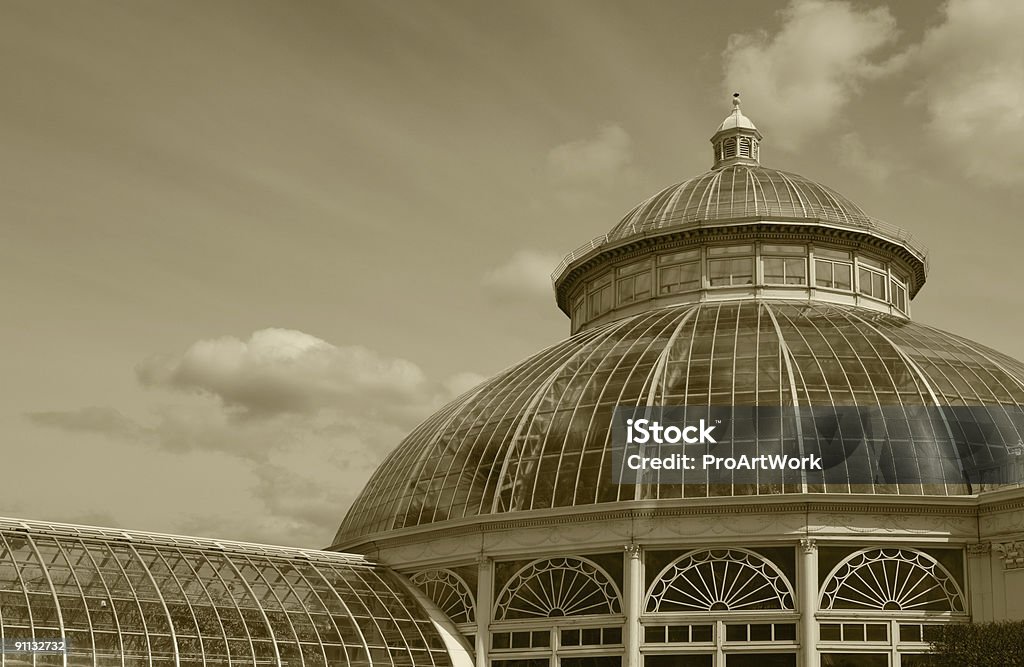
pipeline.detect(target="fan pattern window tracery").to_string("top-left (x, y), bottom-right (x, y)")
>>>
top-left (646, 548), bottom-right (794, 612)
top-left (820, 548), bottom-right (965, 613)
top-left (494, 557), bottom-right (621, 621)
top-left (409, 569), bottom-right (476, 624)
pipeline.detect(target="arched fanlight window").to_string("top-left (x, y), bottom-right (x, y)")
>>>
top-left (494, 557), bottom-right (621, 620)
top-left (646, 548), bottom-right (794, 612)
top-left (723, 138), bottom-right (737, 158)
top-left (820, 548), bottom-right (965, 613)
top-left (410, 569), bottom-right (476, 624)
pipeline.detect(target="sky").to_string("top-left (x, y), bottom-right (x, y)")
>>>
top-left (2, 0), bottom-right (1022, 548)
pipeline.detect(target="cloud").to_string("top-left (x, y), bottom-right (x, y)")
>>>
top-left (547, 124), bottom-right (634, 185)
top-left (482, 250), bottom-right (560, 298)
top-left (906, 0), bottom-right (1024, 185)
top-left (136, 328), bottom-right (427, 418)
top-left (27, 406), bottom-right (145, 439)
top-left (723, 0), bottom-right (902, 150)
top-left (836, 132), bottom-right (896, 184)
top-left (27, 328), bottom-right (484, 546)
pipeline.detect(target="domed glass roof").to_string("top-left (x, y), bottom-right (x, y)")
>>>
top-left (334, 301), bottom-right (1024, 545)
top-left (608, 165), bottom-right (872, 241)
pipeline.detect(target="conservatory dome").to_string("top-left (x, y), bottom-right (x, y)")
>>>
top-left (335, 300), bottom-right (1024, 544)
top-left (333, 97), bottom-right (1024, 548)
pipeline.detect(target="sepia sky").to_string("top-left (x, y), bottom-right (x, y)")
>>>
top-left (3, 0), bottom-right (1022, 547)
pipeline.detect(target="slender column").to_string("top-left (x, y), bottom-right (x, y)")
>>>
top-left (799, 538), bottom-right (818, 667)
top-left (476, 557), bottom-right (494, 667)
top-left (624, 544), bottom-right (642, 667)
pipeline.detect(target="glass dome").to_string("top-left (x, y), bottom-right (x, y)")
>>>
top-left (334, 301), bottom-right (1024, 545)
top-left (608, 165), bottom-right (873, 240)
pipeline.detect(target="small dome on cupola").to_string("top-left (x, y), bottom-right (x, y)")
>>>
top-left (711, 92), bottom-right (762, 168)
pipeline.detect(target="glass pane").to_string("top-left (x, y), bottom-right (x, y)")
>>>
top-left (820, 654), bottom-right (887, 667)
top-left (820, 624), bottom-right (842, 641)
top-left (659, 262), bottom-right (700, 294)
top-left (659, 249), bottom-right (700, 264)
top-left (834, 263), bottom-right (852, 289)
top-left (708, 258), bottom-right (753, 286)
top-left (708, 245), bottom-right (753, 256)
top-left (764, 257), bottom-right (785, 284)
top-left (726, 655), bottom-right (796, 667)
top-left (690, 625), bottom-right (712, 643)
top-left (762, 244), bottom-right (805, 254)
top-left (645, 656), bottom-right (711, 667)
top-left (816, 247), bottom-right (852, 260)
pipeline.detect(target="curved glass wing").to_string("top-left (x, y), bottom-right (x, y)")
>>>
top-left (0, 518), bottom-right (457, 667)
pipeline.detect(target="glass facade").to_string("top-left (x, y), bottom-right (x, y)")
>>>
top-left (0, 519), bottom-right (456, 667)
top-left (336, 300), bottom-right (1024, 543)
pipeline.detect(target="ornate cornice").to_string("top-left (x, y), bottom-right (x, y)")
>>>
top-left (334, 494), bottom-right (992, 554)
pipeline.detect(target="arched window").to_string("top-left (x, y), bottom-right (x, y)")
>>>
top-left (646, 548), bottom-right (794, 612)
top-left (494, 557), bottom-right (621, 620)
top-left (739, 137), bottom-right (751, 158)
top-left (409, 569), bottom-right (476, 624)
top-left (820, 548), bottom-right (965, 613)
top-left (723, 138), bottom-right (737, 158)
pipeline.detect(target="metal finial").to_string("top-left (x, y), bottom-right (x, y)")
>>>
top-left (732, 92), bottom-right (741, 109)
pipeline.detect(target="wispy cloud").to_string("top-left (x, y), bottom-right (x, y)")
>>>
top-left (547, 124), bottom-right (634, 185)
top-left (723, 0), bottom-right (902, 150)
top-left (482, 250), bottom-right (560, 298)
top-left (905, 0), bottom-right (1024, 185)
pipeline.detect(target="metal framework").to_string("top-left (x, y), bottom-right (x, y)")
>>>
top-left (0, 517), bottom-right (456, 667)
top-left (820, 548), bottom-right (966, 613)
top-left (408, 570), bottom-right (475, 625)
top-left (335, 300), bottom-right (1024, 544)
top-left (492, 558), bottom-right (621, 621)
top-left (645, 548), bottom-right (794, 613)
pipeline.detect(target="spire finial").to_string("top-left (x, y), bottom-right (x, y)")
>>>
top-left (732, 92), bottom-right (741, 109)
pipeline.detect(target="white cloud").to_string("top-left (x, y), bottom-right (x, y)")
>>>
top-left (723, 0), bottom-right (901, 150)
top-left (482, 249), bottom-right (560, 298)
top-left (547, 124), bottom-right (634, 185)
top-left (136, 328), bottom-right (427, 418)
top-left (28, 329), bottom-right (484, 546)
top-left (907, 0), bottom-right (1024, 184)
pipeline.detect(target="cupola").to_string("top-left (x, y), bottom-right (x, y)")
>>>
top-left (711, 92), bottom-right (762, 168)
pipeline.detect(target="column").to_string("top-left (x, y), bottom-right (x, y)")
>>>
top-left (476, 557), bottom-right (493, 667)
top-left (624, 544), bottom-right (642, 667)
top-left (966, 542), bottom-right (991, 622)
top-left (799, 538), bottom-right (818, 667)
